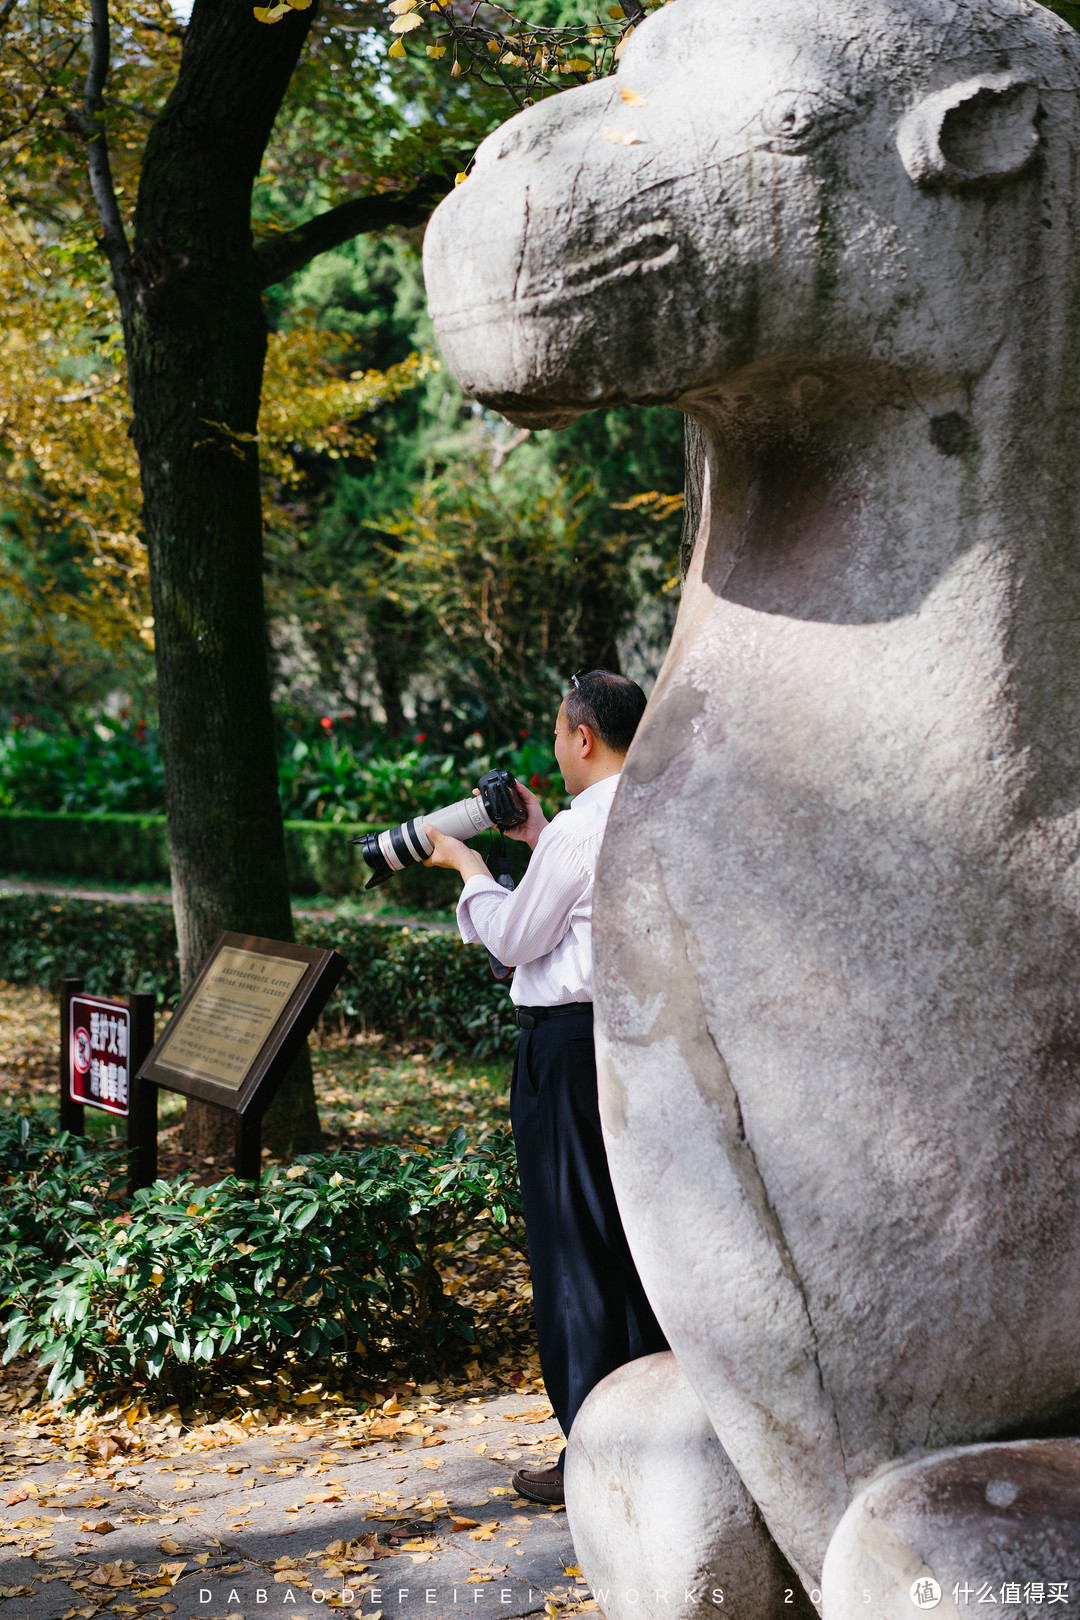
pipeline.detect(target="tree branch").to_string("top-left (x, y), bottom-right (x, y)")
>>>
top-left (80, 0), bottom-right (135, 332)
top-left (254, 181), bottom-right (450, 290)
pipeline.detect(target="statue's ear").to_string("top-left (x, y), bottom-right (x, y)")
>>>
top-left (897, 73), bottom-right (1040, 188)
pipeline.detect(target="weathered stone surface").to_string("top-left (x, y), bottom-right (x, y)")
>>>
top-left (821, 1440), bottom-right (1080, 1617)
top-left (565, 1353), bottom-right (814, 1620)
top-left (424, 0), bottom-right (1080, 1604)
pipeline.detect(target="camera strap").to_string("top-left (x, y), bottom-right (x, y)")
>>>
top-left (487, 833), bottom-right (515, 981)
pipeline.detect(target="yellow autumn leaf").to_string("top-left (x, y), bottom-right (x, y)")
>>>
top-left (284, 1165), bottom-right (307, 1180)
top-left (455, 171), bottom-right (468, 185)
top-left (607, 3), bottom-right (624, 13)
top-left (426, 43), bottom-right (446, 55)
top-left (252, 3), bottom-right (290, 18)
top-left (388, 0), bottom-right (419, 10)
top-left (564, 57), bottom-right (593, 71)
top-left (388, 37), bottom-right (406, 54)
top-left (285, 0), bottom-right (314, 10)
top-left (602, 122), bottom-right (638, 144)
top-left (613, 26), bottom-right (634, 57)
top-left (390, 12), bottom-right (422, 30)
top-left (451, 57), bottom-right (461, 74)
top-left (620, 86), bottom-right (647, 106)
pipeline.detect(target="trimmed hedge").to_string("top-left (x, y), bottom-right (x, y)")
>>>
top-left (0, 892), bottom-right (517, 1055)
top-left (0, 810), bottom-right (529, 905)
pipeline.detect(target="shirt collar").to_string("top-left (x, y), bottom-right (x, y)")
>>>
top-left (569, 773), bottom-right (620, 812)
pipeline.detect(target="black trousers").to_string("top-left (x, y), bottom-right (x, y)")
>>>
top-left (509, 1007), bottom-right (668, 1450)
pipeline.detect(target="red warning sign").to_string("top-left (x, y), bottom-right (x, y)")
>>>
top-left (68, 994), bottom-right (131, 1117)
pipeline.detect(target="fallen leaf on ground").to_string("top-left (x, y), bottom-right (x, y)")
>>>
top-left (81, 1520), bottom-right (116, 1535)
top-left (355, 1533), bottom-right (396, 1560)
top-left (467, 1521), bottom-right (499, 1541)
top-left (3, 1489), bottom-right (27, 1505)
top-left (619, 85), bottom-right (647, 105)
top-left (449, 1517), bottom-right (480, 1531)
top-left (421, 1437), bottom-right (443, 1448)
top-left (157, 1537), bottom-right (183, 1553)
top-left (89, 1562), bottom-right (129, 1587)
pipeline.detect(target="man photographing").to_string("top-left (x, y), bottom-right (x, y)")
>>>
top-left (424, 670), bottom-right (667, 1507)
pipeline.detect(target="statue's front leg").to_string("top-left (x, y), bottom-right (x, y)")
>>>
top-left (565, 1352), bottom-right (817, 1620)
top-left (821, 1439), bottom-right (1080, 1618)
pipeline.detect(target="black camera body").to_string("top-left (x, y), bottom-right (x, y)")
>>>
top-left (476, 768), bottom-right (530, 832)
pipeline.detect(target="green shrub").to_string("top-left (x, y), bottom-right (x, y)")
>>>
top-left (0, 725), bottom-right (164, 815)
top-left (0, 893), bottom-right (518, 1055)
top-left (0, 892), bottom-right (181, 1001)
top-left (0, 1115), bottom-right (523, 1403)
top-left (0, 723), bottom-right (563, 827)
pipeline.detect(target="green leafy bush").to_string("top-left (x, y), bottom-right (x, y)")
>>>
top-left (0, 724), bottom-right (164, 815)
top-left (278, 730), bottom-right (561, 823)
top-left (0, 893), bottom-right (518, 1054)
top-left (0, 722), bottom-right (562, 827)
top-left (0, 1115), bottom-right (523, 1402)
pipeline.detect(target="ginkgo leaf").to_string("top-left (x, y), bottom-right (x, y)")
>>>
top-left (253, 3), bottom-right (291, 19)
top-left (613, 26), bottom-right (634, 58)
top-left (620, 86), bottom-right (647, 106)
top-left (455, 171), bottom-right (468, 184)
top-left (390, 13), bottom-right (423, 31)
top-left (387, 36), bottom-right (407, 54)
top-left (426, 44), bottom-right (446, 56)
top-left (286, 0), bottom-right (314, 10)
top-left (564, 57), bottom-right (593, 71)
top-left (602, 123), bottom-right (639, 144)
top-left (388, 0), bottom-right (419, 13)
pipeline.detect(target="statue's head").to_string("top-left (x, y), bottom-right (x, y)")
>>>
top-left (423, 0), bottom-right (1080, 432)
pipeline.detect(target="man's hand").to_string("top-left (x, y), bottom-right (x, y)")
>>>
top-left (423, 825), bottom-right (490, 884)
top-left (503, 782), bottom-right (549, 851)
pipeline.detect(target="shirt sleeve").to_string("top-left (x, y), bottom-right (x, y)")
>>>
top-left (455, 828), bottom-right (593, 966)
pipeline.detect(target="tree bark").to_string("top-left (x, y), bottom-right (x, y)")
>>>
top-left (129, 0), bottom-right (319, 1155)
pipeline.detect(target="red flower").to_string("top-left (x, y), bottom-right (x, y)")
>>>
top-left (320, 716), bottom-right (333, 731)
top-left (134, 720), bottom-right (147, 743)
top-left (530, 773), bottom-right (541, 788)
top-left (416, 733), bottom-right (427, 743)
top-left (519, 729), bottom-right (529, 738)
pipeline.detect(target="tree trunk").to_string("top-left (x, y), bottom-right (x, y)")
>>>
top-left (129, 0), bottom-right (320, 1156)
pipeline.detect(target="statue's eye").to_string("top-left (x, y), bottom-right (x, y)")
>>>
top-left (757, 89), bottom-right (856, 150)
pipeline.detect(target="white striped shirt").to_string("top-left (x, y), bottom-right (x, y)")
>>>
top-left (455, 774), bottom-right (619, 1007)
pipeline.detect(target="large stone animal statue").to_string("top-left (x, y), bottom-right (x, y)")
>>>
top-left (423, 0), bottom-right (1080, 1612)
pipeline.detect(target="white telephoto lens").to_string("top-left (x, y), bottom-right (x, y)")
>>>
top-left (424, 794), bottom-right (493, 842)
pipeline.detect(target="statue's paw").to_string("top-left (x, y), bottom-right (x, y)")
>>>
top-left (564, 1351), bottom-right (815, 1620)
top-left (821, 1438), bottom-right (1080, 1618)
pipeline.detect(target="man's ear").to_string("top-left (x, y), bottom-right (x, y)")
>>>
top-left (897, 72), bottom-right (1040, 189)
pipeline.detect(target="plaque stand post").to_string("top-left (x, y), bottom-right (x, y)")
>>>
top-left (59, 976), bottom-right (85, 1138)
top-left (235, 1111), bottom-right (263, 1182)
top-left (127, 992), bottom-right (157, 1195)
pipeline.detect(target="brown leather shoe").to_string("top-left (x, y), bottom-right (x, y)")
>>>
top-left (511, 1464), bottom-right (565, 1505)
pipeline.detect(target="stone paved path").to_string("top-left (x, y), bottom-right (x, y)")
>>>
top-left (0, 1393), bottom-right (579, 1620)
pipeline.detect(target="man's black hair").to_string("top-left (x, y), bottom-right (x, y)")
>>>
top-left (564, 669), bottom-right (647, 754)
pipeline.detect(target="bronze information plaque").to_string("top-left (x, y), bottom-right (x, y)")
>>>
top-left (137, 931), bottom-right (347, 1176)
top-left (153, 947), bottom-right (308, 1090)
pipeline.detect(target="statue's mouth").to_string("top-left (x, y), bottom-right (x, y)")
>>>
top-left (433, 219), bottom-right (679, 329)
